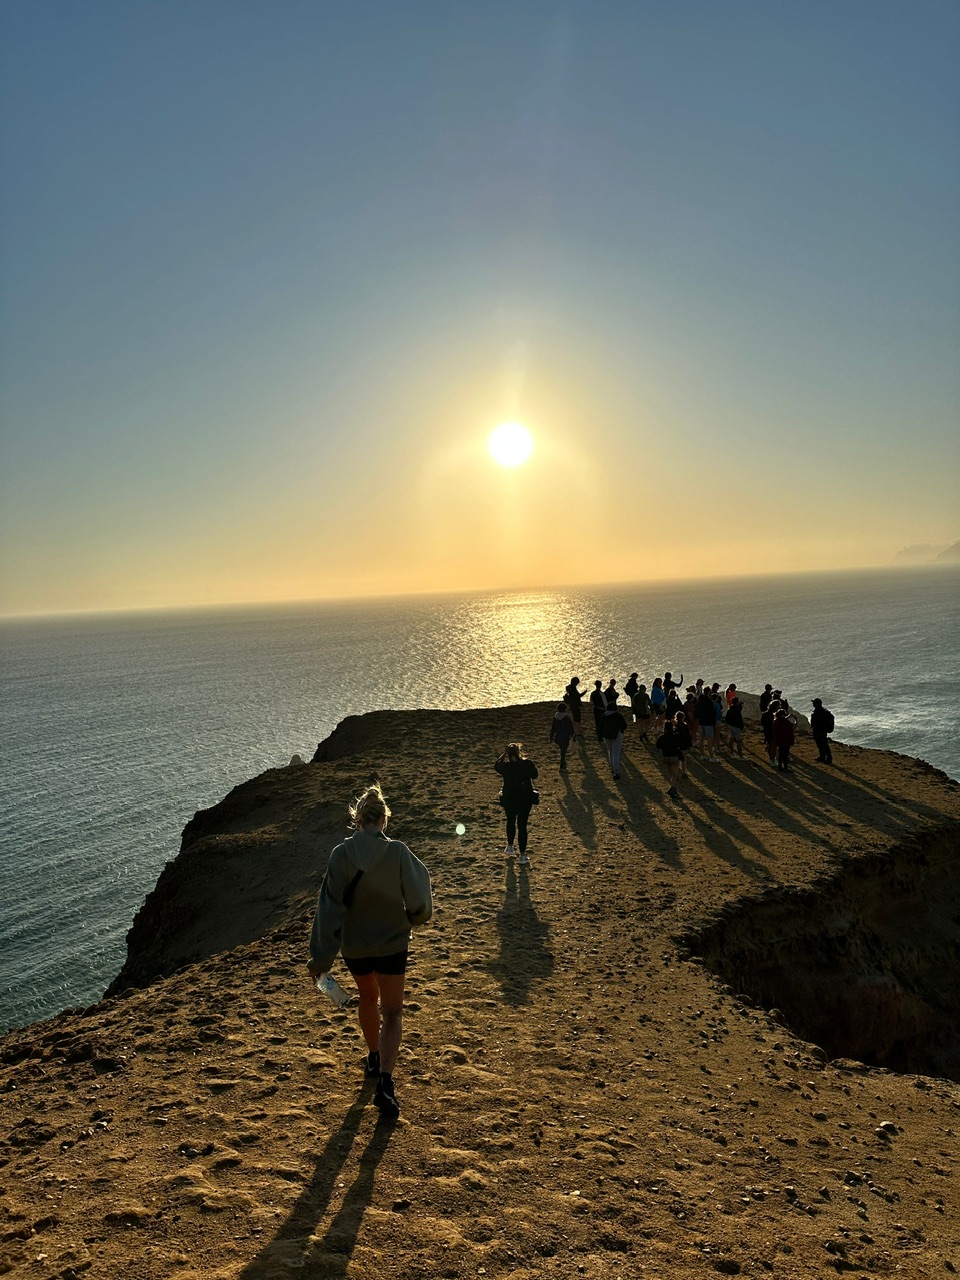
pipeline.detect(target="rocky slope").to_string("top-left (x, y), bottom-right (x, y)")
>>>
top-left (2, 703), bottom-right (959, 1279)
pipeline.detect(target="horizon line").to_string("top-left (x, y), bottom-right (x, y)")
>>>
top-left (2, 560), bottom-right (957, 625)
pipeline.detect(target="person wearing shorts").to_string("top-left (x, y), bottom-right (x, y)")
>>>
top-left (308, 783), bottom-right (433, 1118)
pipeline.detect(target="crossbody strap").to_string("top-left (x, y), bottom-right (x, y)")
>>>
top-left (342, 867), bottom-right (364, 908)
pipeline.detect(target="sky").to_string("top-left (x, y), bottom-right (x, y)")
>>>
top-left (1, 1), bottom-right (958, 616)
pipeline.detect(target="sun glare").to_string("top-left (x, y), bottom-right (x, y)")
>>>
top-left (488, 421), bottom-right (533, 467)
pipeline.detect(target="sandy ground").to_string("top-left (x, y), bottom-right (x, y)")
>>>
top-left (2, 702), bottom-right (959, 1279)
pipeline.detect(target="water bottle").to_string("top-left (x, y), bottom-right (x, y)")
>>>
top-left (315, 972), bottom-right (353, 1008)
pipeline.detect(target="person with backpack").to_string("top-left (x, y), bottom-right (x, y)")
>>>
top-left (810, 698), bottom-right (835, 764)
top-left (550, 703), bottom-right (576, 771)
top-left (601, 700), bottom-right (628, 779)
top-left (632, 683), bottom-right (653, 739)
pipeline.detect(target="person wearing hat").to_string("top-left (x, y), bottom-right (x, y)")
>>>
top-left (810, 698), bottom-right (835, 763)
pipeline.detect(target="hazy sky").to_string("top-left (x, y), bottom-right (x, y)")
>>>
top-left (1, 1), bottom-right (958, 615)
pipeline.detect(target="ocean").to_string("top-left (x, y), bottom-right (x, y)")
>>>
top-left (1, 566), bottom-right (957, 1033)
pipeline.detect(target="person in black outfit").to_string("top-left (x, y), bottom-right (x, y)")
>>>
top-left (759, 684), bottom-right (774, 715)
top-left (674, 713), bottom-right (692, 778)
top-left (663, 670), bottom-right (683, 694)
top-left (564, 677), bottom-right (586, 728)
top-left (550, 704), bottom-right (576, 771)
top-left (495, 742), bottom-right (539, 866)
top-left (656, 718), bottom-right (683, 797)
top-left (810, 698), bottom-right (835, 763)
top-left (589, 680), bottom-right (606, 741)
top-left (624, 673), bottom-right (640, 701)
top-left (724, 696), bottom-right (745, 757)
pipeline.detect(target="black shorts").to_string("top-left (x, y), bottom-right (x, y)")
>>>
top-left (344, 951), bottom-right (408, 977)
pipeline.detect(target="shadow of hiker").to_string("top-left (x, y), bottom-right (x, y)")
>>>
top-left (236, 1088), bottom-right (396, 1279)
top-left (489, 862), bottom-right (554, 1007)
top-left (617, 754), bottom-right (686, 870)
top-left (558, 767), bottom-right (597, 849)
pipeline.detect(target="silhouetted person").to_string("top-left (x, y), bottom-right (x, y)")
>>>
top-left (495, 742), bottom-right (539, 866)
top-left (759, 684), bottom-right (774, 715)
top-left (590, 680), bottom-right (605, 741)
top-left (601, 700), bottom-right (628, 779)
top-left (604, 678), bottom-right (618, 705)
top-left (773, 707), bottom-right (796, 771)
top-left (624, 672), bottom-right (639, 701)
top-left (695, 688), bottom-right (719, 760)
top-left (632, 683), bottom-right (652, 739)
top-left (564, 676), bottom-right (586, 730)
top-left (656, 718), bottom-right (683, 798)
top-left (724, 697), bottom-right (745, 757)
top-left (550, 703), bottom-right (576, 771)
top-left (810, 698), bottom-right (835, 763)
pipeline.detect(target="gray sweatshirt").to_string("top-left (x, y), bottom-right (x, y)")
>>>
top-left (309, 828), bottom-right (433, 972)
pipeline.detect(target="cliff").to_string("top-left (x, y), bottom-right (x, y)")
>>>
top-left (2, 702), bottom-right (959, 1279)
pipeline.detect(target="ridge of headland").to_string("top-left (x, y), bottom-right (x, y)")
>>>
top-left (2, 701), bottom-right (959, 1278)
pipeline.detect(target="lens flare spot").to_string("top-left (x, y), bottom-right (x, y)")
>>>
top-left (455, 822), bottom-right (466, 836)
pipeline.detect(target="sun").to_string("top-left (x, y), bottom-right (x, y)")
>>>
top-left (488, 421), bottom-right (533, 467)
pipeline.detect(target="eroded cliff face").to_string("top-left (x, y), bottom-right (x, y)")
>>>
top-left (104, 762), bottom-right (344, 997)
top-left (685, 828), bottom-right (960, 1081)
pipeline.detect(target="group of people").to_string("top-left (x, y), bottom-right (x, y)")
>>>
top-left (306, 679), bottom-right (836, 1119)
top-left (551, 673), bottom-right (836, 799)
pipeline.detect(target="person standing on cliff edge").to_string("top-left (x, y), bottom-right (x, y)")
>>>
top-left (308, 783), bottom-right (433, 1119)
top-left (810, 698), bottom-right (835, 764)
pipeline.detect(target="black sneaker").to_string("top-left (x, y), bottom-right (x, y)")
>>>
top-left (364, 1050), bottom-right (380, 1077)
top-left (374, 1072), bottom-right (400, 1118)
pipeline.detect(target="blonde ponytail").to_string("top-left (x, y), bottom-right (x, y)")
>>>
top-left (349, 782), bottom-right (391, 830)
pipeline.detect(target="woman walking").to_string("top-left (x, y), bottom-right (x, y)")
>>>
top-left (495, 742), bottom-right (539, 867)
top-left (308, 783), bottom-right (433, 1118)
